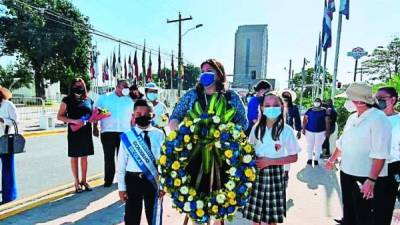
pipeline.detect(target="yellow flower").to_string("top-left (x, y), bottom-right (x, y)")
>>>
top-left (224, 150), bottom-right (233, 159)
top-left (161, 145), bottom-right (166, 153)
top-left (171, 161), bottom-right (181, 170)
top-left (250, 174), bottom-right (256, 182)
top-left (178, 195), bottom-right (184, 202)
top-left (184, 135), bottom-right (191, 143)
top-left (196, 209), bottom-right (205, 217)
top-left (189, 188), bottom-right (197, 196)
top-left (214, 130), bottom-right (221, 138)
top-left (159, 155), bottom-right (167, 166)
top-left (211, 205), bottom-right (219, 213)
top-left (193, 135), bottom-right (199, 140)
top-left (168, 131), bottom-right (177, 141)
top-left (229, 198), bottom-right (237, 206)
top-left (175, 147), bottom-right (183, 152)
top-left (184, 120), bottom-right (193, 127)
top-left (227, 191), bottom-right (236, 199)
top-left (174, 178), bottom-right (182, 187)
top-left (240, 131), bottom-right (246, 138)
top-left (245, 168), bottom-right (254, 178)
top-left (244, 144), bottom-right (252, 153)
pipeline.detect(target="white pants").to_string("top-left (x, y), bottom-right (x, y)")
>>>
top-left (305, 130), bottom-right (326, 160)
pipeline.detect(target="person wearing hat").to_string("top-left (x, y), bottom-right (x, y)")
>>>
top-left (144, 82), bottom-right (168, 130)
top-left (326, 82), bottom-right (391, 225)
top-left (0, 86), bottom-right (19, 204)
top-left (246, 80), bottom-right (272, 135)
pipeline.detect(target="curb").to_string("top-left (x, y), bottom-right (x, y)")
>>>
top-left (22, 129), bottom-right (67, 138)
top-left (0, 173), bottom-right (104, 220)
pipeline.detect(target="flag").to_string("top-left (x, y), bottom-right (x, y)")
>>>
top-left (90, 49), bottom-right (99, 80)
top-left (116, 45), bottom-right (122, 78)
top-left (112, 51), bottom-right (116, 77)
top-left (322, 0), bottom-right (335, 51)
top-left (124, 56), bottom-right (127, 78)
top-left (339, 0), bottom-right (349, 20)
top-left (104, 59), bottom-right (109, 81)
top-left (128, 54), bottom-right (133, 78)
top-left (147, 51), bottom-right (152, 82)
top-left (134, 49), bottom-right (139, 80)
top-left (142, 41), bottom-right (146, 82)
top-left (158, 47), bottom-right (162, 79)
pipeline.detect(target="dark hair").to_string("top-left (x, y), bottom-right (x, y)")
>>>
top-left (134, 99), bottom-right (153, 112)
top-left (314, 98), bottom-right (322, 103)
top-left (378, 86), bottom-right (398, 105)
top-left (254, 80), bottom-right (272, 92)
top-left (129, 84), bottom-right (144, 99)
top-left (70, 78), bottom-right (88, 99)
top-left (116, 79), bottom-right (128, 87)
top-left (196, 59), bottom-right (226, 93)
top-left (282, 92), bottom-right (294, 107)
top-left (254, 92), bottom-right (285, 142)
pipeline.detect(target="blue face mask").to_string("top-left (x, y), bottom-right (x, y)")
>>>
top-left (263, 107), bottom-right (282, 119)
top-left (199, 72), bottom-right (216, 88)
top-left (147, 93), bottom-right (158, 101)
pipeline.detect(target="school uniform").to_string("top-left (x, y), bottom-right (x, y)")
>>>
top-left (117, 126), bottom-right (165, 225)
top-left (243, 124), bottom-right (301, 224)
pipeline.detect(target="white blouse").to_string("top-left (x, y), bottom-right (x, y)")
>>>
top-left (337, 108), bottom-right (391, 177)
top-left (249, 124), bottom-right (301, 158)
top-left (0, 100), bottom-right (19, 136)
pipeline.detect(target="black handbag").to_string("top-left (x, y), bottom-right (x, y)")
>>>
top-left (0, 119), bottom-right (26, 155)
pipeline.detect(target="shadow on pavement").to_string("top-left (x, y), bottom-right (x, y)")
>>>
top-left (3, 184), bottom-right (124, 225)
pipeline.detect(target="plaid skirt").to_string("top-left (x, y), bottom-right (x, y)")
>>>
top-left (242, 165), bottom-right (286, 223)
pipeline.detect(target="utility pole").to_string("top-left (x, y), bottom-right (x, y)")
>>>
top-left (288, 59), bottom-right (292, 89)
top-left (167, 12), bottom-right (192, 97)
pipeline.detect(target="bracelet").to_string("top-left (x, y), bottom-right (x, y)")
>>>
top-left (367, 177), bottom-right (377, 183)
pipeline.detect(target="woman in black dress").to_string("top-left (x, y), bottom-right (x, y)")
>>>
top-left (57, 78), bottom-right (94, 193)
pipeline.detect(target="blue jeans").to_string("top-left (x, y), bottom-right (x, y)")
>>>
top-left (1, 154), bottom-right (17, 203)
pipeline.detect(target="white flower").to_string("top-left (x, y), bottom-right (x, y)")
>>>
top-left (207, 202), bottom-right (212, 207)
top-left (171, 171), bottom-right (177, 178)
top-left (245, 182), bottom-right (253, 188)
top-left (183, 202), bottom-right (191, 212)
top-left (232, 130), bottom-right (240, 140)
top-left (190, 125), bottom-right (195, 132)
top-left (216, 194), bottom-right (226, 204)
top-left (188, 196), bottom-right (194, 201)
top-left (160, 177), bottom-right (166, 184)
top-left (196, 200), bottom-right (204, 209)
top-left (225, 181), bottom-right (236, 191)
top-left (243, 155), bottom-right (252, 164)
top-left (228, 167), bottom-right (237, 176)
top-left (212, 116), bottom-right (221, 124)
top-left (180, 186), bottom-right (189, 195)
top-left (214, 141), bottom-right (222, 149)
top-left (218, 124), bottom-right (227, 131)
top-left (187, 143), bottom-right (193, 150)
top-left (226, 159), bottom-right (231, 166)
top-left (182, 176), bottom-right (188, 183)
top-left (194, 118), bottom-right (201, 123)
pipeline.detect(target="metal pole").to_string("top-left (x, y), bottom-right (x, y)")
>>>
top-left (321, 50), bottom-right (328, 100)
top-left (353, 59), bottom-right (358, 82)
top-left (360, 67), bottom-right (363, 81)
top-left (300, 58), bottom-right (306, 108)
top-left (178, 12), bottom-right (182, 97)
top-left (288, 59), bottom-right (292, 89)
top-left (331, 14), bottom-right (343, 100)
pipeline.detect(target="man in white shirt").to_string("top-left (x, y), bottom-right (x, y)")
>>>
top-left (117, 99), bottom-right (165, 225)
top-left (144, 82), bottom-right (168, 129)
top-left (94, 80), bottom-right (134, 187)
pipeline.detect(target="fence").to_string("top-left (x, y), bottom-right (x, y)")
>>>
top-left (12, 97), bottom-right (61, 131)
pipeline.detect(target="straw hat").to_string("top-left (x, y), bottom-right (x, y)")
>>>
top-left (0, 86), bottom-right (12, 100)
top-left (280, 89), bottom-right (297, 101)
top-left (341, 82), bottom-right (376, 105)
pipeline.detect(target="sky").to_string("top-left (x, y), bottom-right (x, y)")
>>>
top-left (2, 0), bottom-right (400, 89)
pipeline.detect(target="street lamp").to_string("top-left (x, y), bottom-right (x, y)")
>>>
top-left (9, 78), bottom-right (21, 91)
top-left (182, 24), bottom-right (203, 37)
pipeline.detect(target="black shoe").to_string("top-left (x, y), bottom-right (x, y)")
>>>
top-left (334, 218), bottom-right (343, 224)
top-left (314, 160), bottom-right (319, 166)
top-left (307, 159), bottom-right (312, 165)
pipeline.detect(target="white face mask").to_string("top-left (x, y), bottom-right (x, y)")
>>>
top-left (313, 102), bottom-right (321, 107)
top-left (344, 100), bottom-right (356, 112)
top-left (122, 88), bottom-right (130, 96)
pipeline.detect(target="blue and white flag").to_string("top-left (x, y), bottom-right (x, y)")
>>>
top-left (339, 0), bottom-right (350, 20)
top-left (121, 128), bottom-right (163, 225)
top-left (322, 0), bottom-right (335, 51)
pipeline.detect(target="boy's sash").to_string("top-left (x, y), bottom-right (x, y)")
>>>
top-left (120, 128), bottom-right (163, 225)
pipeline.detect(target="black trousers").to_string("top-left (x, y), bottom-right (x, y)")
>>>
top-left (374, 161), bottom-right (400, 225)
top-left (100, 132), bottom-right (121, 185)
top-left (125, 172), bottom-right (157, 225)
top-left (340, 172), bottom-right (375, 225)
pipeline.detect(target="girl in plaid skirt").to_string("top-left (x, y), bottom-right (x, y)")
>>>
top-left (243, 92), bottom-right (301, 225)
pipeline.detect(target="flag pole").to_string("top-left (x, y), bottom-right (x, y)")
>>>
top-left (331, 14), bottom-right (343, 100)
top-left (321, 50), bottom-right (328, 100)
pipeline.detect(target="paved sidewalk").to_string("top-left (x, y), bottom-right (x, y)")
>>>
top-left (2, 138), bottom-right (400, 225)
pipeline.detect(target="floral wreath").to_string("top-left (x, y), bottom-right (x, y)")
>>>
top-left (158, 94), bottom-right (256, 223)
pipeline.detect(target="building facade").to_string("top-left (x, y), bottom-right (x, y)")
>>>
top-left (233, 25), bottom-right (269, 89)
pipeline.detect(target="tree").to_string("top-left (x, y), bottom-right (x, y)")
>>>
top-left (0, 60), bottom-right (34, 90)
top-left (0, 0), bottom-right (92, 98)
top-left (183, 64), bottom-right (201, 90)
top-left (291, 67), bottom-right (333, 98)
top-left (362, 37), bottom-right (400, 82)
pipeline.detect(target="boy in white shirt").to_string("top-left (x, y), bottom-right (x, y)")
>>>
top-left (117, 99), bottom-right (165, 225)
